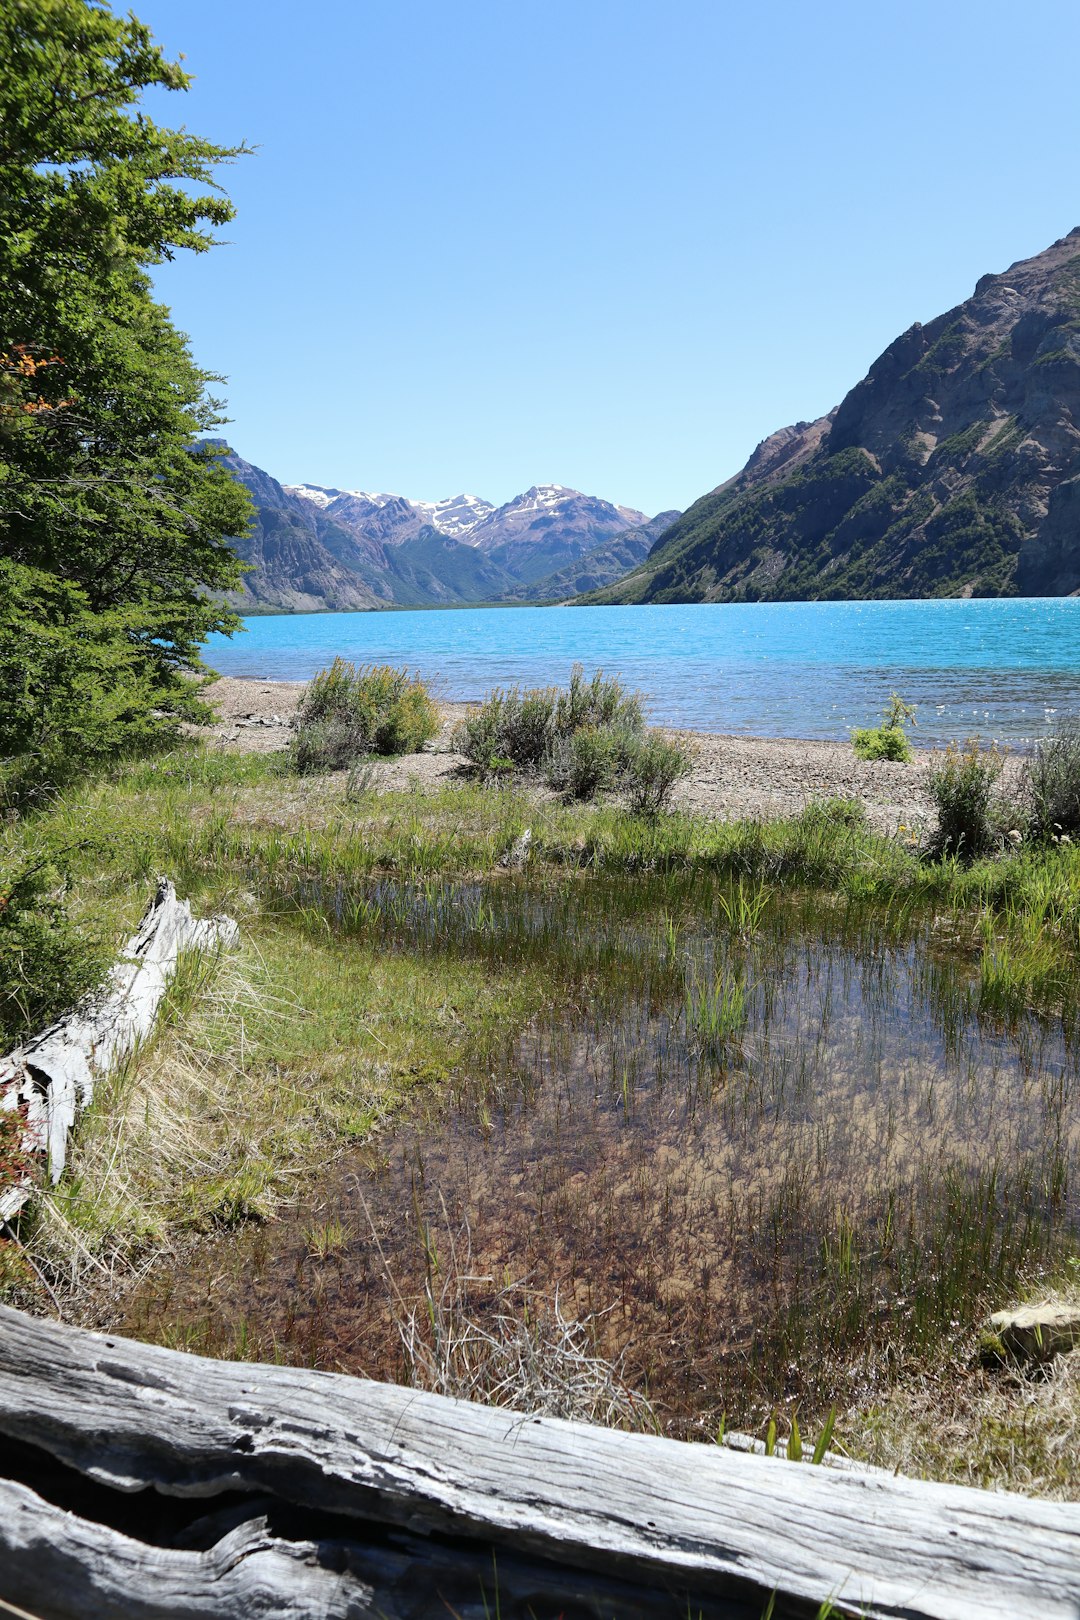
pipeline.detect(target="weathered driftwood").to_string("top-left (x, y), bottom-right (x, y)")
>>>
top-left (0, 879), bottom-right (237, 1221)
top-left (1, 1306), bottom-right (1079, 1619)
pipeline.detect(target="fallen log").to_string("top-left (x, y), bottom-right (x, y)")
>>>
top-left (0, 1305), bottom-right (1078, 1619)
top-left (0, 879), bottom-right (238, 1221)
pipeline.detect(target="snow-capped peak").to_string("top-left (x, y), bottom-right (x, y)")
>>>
top-left (411, 492), bottom-right (496, 540)
top-left (286, 483), bottom-right (403, 511)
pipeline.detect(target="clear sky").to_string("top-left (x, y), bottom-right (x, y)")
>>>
top-left (139, 0), bottom-right (1080, 517)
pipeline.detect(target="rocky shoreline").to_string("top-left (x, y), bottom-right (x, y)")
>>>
top-left (205, 674), bottom-right (1023, 837)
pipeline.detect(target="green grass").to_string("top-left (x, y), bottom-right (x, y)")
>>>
top-left (4, 739), bottom-right (1080, 1499)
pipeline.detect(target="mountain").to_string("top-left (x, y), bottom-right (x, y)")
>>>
top-left (218, 451), bottom-right (515, 611)
top-left (284, 485), bottom-right (496, 545)
top-left (583, 229), bottom-right (1080, 605)
top-left (218, 452), bottom-right (668, 610)
top-left (517, 511), bottom-right (680, 601)
top-left (466, 485), bottom-right (647, 584)
top-left (216, 453), bottom-right (384, 613)
top-left (380, 527), bottom-right (517, 605)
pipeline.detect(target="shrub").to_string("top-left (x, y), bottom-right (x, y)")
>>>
top-left (800, 796), bottom-right (868, 831)
top-left (457, 666), bottom-right (692, 813)
top-left (456, 667), bottom-right (640, 779)
top-left (0, 860), bottom-right (106, 1046)
top-left (1024, 718), bottom-right (1080, 840)
top-left (455, 686), bottom-right (558, 775)
top-left (291, 660), bottom-right (438, 773)
top-left (622, 735), bottom-right (693, 816)
top-left (545, 725), bottom-right (624, 800)
top-left (852, 693), bottom-right (916, 763)
top-left (928, 738), bottom-right (1006, 859)
top-left (553, 665), bottom-right (644, 737)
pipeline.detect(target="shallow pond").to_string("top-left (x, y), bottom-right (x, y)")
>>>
top-left (124, 873), bottom-right (1080, 1434)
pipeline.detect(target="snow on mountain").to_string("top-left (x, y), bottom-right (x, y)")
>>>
top-left (286, 483), bottom-right (400, 512)
top-left (465, 486), bottom-right (649, 585)
top-left (411, 492), bottom-right (496, 540)
top-left (283, 479), bottom-right (648, 583)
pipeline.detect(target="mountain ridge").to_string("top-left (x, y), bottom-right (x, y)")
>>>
top-left (581, 229), bottom-right (1080, 605)
top-left (216, 447), bottom-right (672, 612)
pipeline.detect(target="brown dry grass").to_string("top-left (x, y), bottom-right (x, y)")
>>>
top-left (844, 1283), bottom-right (1080, 1499)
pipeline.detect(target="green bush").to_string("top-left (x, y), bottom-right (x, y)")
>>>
top-left (455, 686), bottom-right (558, 774)
top-left (928, 739), bottom-right (1006, 859)
top-left (456, 666), bottom-right (640, 778)
top-left (456, 666), bottom-right (692, 812)
top-left (553, 665), bottom-right (644, 736)
top-left (1024, 719), bottom-right (1080, 840)
top-left (800, 796), bottom-right (868, 831)
top-left (0, 860), bottom-right (106, 1046)
top-left (291, 660), bottom-right (439, 774)
top-left (545, 725), bottom-right (626, 800)
top-left (851, 693), bottom-right (916, 763)
top-left (622, 735), bottom-right (694, 816)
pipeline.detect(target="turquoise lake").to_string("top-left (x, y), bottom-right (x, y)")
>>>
top-left (204, 599), bottom-right (1080, 747)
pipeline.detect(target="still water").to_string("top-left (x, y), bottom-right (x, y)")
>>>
top-left (204, 598), bottom-right (1080, 747)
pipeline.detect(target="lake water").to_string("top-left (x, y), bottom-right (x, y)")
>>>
top-left (204, 598), bottom-right (1080, 746)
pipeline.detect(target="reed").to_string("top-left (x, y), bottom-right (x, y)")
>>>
top-left (4, 741), bottom-right (1080, 1496)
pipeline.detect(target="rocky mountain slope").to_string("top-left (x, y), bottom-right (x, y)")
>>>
top-left (219, 451), bottom-right (667, 611)
top-left (518, 510), bottom-right (680, 601)
top-left (216, 454), bottom-right (383, 614)
top-left (216, 451), bottom-right (516, 611)
top-left (584, 229), bottom-right (1080, 604)
top-left (464, 485), bottom-right (647, 584)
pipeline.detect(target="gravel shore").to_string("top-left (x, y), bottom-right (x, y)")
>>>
top-left (205, 675), bottom-right (1021, 837)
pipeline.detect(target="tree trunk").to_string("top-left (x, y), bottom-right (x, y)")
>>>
top-left (0, 879), bottom-right (237, 1221)
top-left (1, 1304), bottom-right (1077, 1619)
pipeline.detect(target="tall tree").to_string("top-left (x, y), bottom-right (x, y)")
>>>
top-left (0, 0), bottom-right (253, 793)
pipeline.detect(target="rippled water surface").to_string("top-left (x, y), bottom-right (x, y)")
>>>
top-left (205, 598), bottom-right (1080, 746)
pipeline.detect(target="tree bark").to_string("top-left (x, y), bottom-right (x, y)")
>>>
top-left (1, 1304), bottom-right (1078, 1619)
top-left (0, 879), bottom-right (237, 1220)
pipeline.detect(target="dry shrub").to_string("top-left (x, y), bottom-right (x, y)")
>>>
top-left (366, 1202), bottom-right (655, 1430)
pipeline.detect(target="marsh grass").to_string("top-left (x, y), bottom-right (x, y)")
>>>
top-left (4, 744), bottom-right (1080, 1493)
top-left (103, 860), bottom-right (1080, 1464)
top-left (21, 919), bottom-right (546, 1295)
top-left (367, 1200), bottom-right (656, 1429)
top-left (845, 1282), bottom-right (1080, 1499)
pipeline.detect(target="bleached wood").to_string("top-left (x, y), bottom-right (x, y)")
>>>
top-left (0, 879), bottom-right (237, 1218)
top-left (0, 1476), bottom-right (382, 1620)
top-left (1, 1305), bottom-right (1078, 1619)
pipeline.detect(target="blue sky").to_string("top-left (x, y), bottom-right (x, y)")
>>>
top-left (140, 0), bottom-right (1080, 516)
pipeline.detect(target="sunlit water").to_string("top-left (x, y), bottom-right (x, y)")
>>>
top-left (204, 598), bottom-right (1080, 747)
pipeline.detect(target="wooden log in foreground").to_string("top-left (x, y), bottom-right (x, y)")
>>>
top-left (1, 1306), bottom-right (1078, 1619)
top-left (0, 879), bottom-right (238, 1221)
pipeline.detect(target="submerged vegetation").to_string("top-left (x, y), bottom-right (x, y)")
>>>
top-left (2, 706), bottom-right (1080, 1495)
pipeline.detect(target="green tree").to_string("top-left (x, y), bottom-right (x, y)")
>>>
top-left (0, 0), bottom-right (253, 797)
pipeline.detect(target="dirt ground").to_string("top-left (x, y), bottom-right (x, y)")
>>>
top-left (205, 675), bottom-right (1023, 838)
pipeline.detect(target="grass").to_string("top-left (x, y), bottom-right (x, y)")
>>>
top-left (844, 1279), bottom-right (1080, 1499)
top-left (21, 908), bottom-right (546, 1293)
top-left (2, 738), bottom-right (1080, 1499)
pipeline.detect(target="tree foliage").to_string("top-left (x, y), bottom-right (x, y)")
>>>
top-left (0, 0), bottom-right (253, 799)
